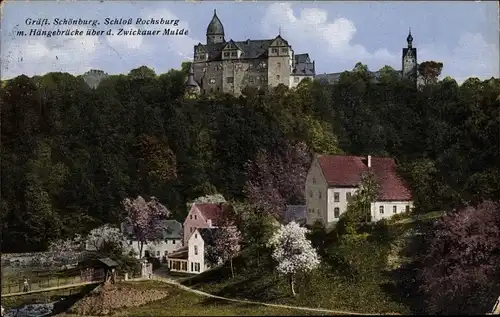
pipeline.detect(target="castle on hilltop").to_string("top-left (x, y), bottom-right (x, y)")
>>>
top-left (185, 9), bottom-right (418, 96)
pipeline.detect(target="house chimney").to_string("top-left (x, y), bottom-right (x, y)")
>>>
top-left (367, 155), bottom-right (372, 168)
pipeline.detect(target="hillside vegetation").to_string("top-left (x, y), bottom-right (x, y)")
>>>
top-left (2, 62), bottom-right (499, 314)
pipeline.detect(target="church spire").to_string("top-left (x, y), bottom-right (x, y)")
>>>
top-left (407, 27), bottom-right (413, 48)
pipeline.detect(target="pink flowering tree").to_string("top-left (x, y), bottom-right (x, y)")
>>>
top-left (267, 221), bottom-right (320, 296)
top-left (122, 196), bottom-right (170, 258)
top-left (419, 200), bottom-right (500, 314)
top-left (213, 225), bottom-right (242, 278)
top-left (244, 141), bottom-right (311, 219)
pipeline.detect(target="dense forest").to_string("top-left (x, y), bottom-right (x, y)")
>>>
top-left (1, 61), bottom-right (499, 253)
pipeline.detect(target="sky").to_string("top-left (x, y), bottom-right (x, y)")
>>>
top-left (1, 1), bottom-right (499, 83)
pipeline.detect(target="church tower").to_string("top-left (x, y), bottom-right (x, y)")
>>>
top-left (206, 9), bottom-right (225, 44)
top-left (402, 28), bottom-right (417, 81)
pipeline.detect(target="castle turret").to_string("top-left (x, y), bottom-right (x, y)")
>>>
top-left (206, 9), bottom-right (225, 44)
top-left (402, 28), bottom-right (417, 82)
top-left (185, 63), bottom-right (200, 98)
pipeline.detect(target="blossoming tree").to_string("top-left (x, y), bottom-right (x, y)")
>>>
top-left (267, 221), bottom-right (320, 296)
top-left (122, 196), bottom-right (170, 258)
top-left (213, 225), bottom-right (242, 278)
top-left (87, 224), bottom-right (131, 255)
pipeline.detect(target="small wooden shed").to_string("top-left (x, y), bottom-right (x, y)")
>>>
top-left (79, 257), bottom-right (119, 283)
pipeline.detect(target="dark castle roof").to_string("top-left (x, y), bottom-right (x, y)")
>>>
top-left (196, 39), bottom-right (275, 61)
top-left (294, 54), bottom-right (315, 76)
top-left (207, 9), bottom-right (224, 35)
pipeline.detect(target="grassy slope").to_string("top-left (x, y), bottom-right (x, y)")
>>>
top-left (182, 216), bottom-right (440, 315)
top-left (57, 280), bottom-right (330, 316)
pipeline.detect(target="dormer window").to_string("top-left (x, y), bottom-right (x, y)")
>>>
top-left (224, 52), bottom-right (229, 57)
top-left (272, 48), bottom-right (278, 53)
top-left (231, 51), bottom-right (237, 57)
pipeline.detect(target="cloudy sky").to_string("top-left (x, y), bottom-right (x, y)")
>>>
top-left (1, 1), bottom-right (499, 83)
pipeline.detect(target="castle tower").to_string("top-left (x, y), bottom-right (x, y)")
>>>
top-left (402, 28), bottom-right (417, 81)
top-left (185, 63), bottom-right (200, 98)
top-left (206, 9), bottom-right (225, 44)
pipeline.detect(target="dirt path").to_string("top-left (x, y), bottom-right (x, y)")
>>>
top-left (151, 275), bottom-right (400, 316)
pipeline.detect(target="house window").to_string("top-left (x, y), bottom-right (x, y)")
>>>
top-left (209, 78), bottom-right (216, 84)
top-left (224, 52), bottom-right (229, 57)
top-left (194, 215), bottom-right (197, 220)
top-left (182, 262), bottom-right (187, 271)
top-left (194, 245), bottom-right (198, 255)
top-left (294, 77), bottom-right (299, 83)
top-left (231, 51), bottom-right (237, 57)
top-left (169, 260), bottom-right (172, 269)
top-left (190, 227), bottom-right (193, 233)
top-left (195, 234), bottom-right (198, 239)
top-left (171, 240), bottom-right (175, 244)
top-left (281, 48), bottom-right (288, 53)
top-left (195, 263), bottom-right (200, 272)
top-left (318, 191), bottom-right (322, 199)
top-left (334, 192), bottom-right (340, 202)
top-left (227, 77), bottom-right (234, 84)
top-left (393, 206), bottom-right (397, 214)
top-left (406, 205), bottom-right (410, 213)
top-left (312, 177), bottom-right (316, 184)
top-left (276, 75), bottom-right (280, 80)
top-left (272, 48), bottom-right (278, 53)
top-left (379, 206), bottom-right (384, 214)
top-left (346, 192), bottom-right (352, 201)
top-left (190, 215), bottom-right (193, 219)
top-left (309, 190), bottom-right (313, 198)
top-left (334, 207), bottom-right (340, 218)
top-left (191, 262), bottom-right (194, 271)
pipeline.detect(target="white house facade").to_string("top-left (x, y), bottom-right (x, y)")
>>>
top-left (306, 154), bottom-right (413, 228)
top-left (167, 227), bottom-right (221, 274)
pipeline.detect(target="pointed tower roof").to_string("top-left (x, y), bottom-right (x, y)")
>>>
top-left (186, 63), bottom-right (198, 87)
top-left (407, 28), bottom-right (413, 47)
top-left (206, 9), bottom-right (224, 36)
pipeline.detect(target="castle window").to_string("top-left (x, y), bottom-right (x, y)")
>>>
top-left (209, 78), bottom-right (216, 84)
top-left (281, 48), bottom-right (288, 54)
top-left (276, 75), bottom-right (280, 80)
top-left (231, 51), bottom-right (237, 57)
top-left (318, 191), bottom-right (321, 199)
top-left (406, 205), bottom-right (410, 213)
top-left (334, 208), bottom-right (340, 218)
top-left (272, 48), bottom-right (278, 53)
top-left (227, 77), bottom-right (234, 84)
top-left (224, 52), bottom-right (230, 57)
top-left (277, 62), bottom-right (281, 68)
top-left (309, 190), bottom-right (313, 198)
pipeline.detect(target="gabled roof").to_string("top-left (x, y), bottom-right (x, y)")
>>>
top-left (295, 54), bottom-right (311, 64)
top-left (198, 228), bottom-right (222, 246)
top-left (193, 203), bottom-right (233, 226)
top-left (316, 155), bottom-right (412, 201)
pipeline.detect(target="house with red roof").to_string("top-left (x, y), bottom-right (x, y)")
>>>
top-left (182, 202), bottom-right (233, 245)
top-left (167, 203), bottom-right (233, 274)
top-left (306, 154), bottom-right (413, 227)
